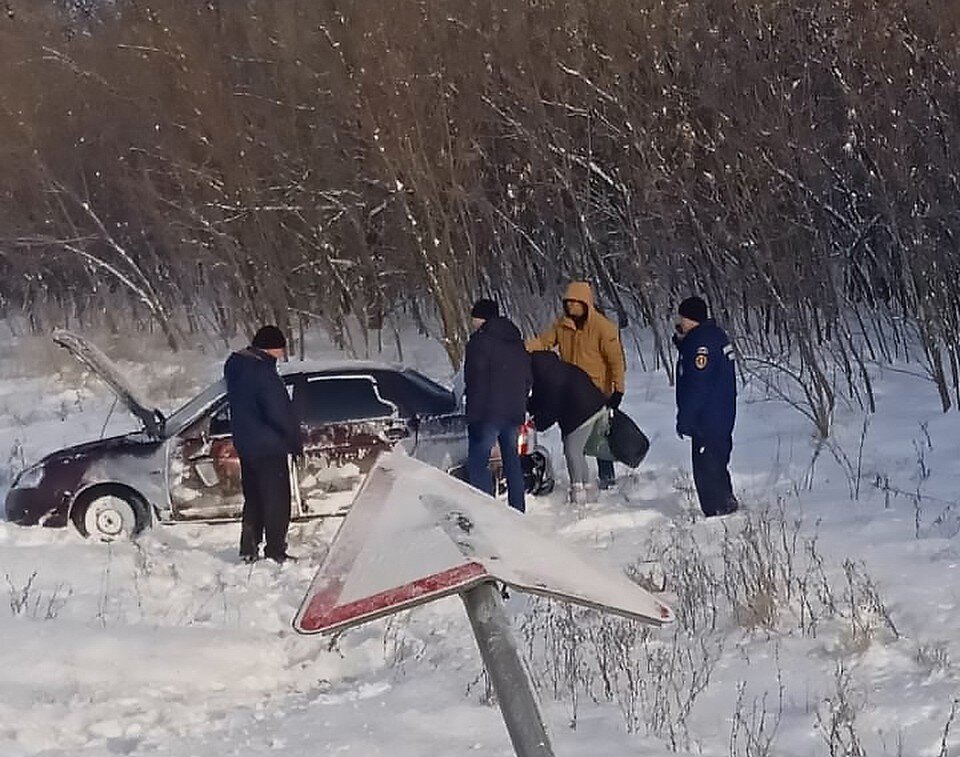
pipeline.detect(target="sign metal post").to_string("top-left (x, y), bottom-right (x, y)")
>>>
top-left (462, 582), bottom-right (555, 757)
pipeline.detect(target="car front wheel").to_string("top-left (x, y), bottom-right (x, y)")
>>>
top-left (523, 450), bottom-right (556, 496)
top-left (71, 488), bottom-right (149, 541)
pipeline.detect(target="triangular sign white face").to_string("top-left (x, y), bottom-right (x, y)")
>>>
top-left (294, 452), bottom-right (674, 634)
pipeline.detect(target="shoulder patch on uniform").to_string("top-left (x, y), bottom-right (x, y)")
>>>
top-left (694, 345), bottom-right (709, 370)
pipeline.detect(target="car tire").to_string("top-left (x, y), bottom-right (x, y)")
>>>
top-left (533, 476), bottom-right (556, 496)
top-left (71, 487), bottom-right (150, 541)
top-left (523, 449), bottom-right (556, 497)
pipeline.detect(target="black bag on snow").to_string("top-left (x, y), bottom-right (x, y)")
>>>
top-left (607, 409), bottom-right (650, 468)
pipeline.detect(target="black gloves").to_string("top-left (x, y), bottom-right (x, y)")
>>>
top-left (607, 390), bottom-right (624, 410)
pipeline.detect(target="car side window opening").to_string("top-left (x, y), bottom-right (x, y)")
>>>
top-left (205, 380), bottom-right (293, 438)
top-left (298, 376), bottom-right (396, 424)
top-left (209, 402), bottom-right (231, 437)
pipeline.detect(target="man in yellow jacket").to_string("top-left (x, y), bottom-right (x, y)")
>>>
top-left (526, 281), bottom-right (626, 489)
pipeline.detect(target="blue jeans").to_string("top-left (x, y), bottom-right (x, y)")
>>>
top-left (468, 422), bottom-right (526, 513)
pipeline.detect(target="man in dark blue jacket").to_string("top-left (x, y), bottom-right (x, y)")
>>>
top-left (464, 299), bottom-right (532, 512)
top-left (224, 325), bottom-right (302, 562)
top-left (674, 297), bottom-right (739, 517)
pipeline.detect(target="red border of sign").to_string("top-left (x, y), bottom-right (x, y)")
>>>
top-left (293, 453), bottom-right (675, 635)
top-left (298, 561), bottom-right (488, 634)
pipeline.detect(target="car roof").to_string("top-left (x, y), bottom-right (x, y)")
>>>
top-left (278, 358), bottom-right (405, 376)
top-left (165, 358), bottom-right (453, 437)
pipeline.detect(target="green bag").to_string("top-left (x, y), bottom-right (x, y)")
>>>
top-left (583, 411), bottom-right (615, 461)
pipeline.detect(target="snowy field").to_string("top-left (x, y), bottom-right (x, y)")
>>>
top-left (1, 327), bottom-right (959, 756)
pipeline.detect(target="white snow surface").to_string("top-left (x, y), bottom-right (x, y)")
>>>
top-left (1, 327), bottom-right (959, 756)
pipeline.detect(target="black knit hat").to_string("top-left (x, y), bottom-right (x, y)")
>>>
top-left (678, 296), bottom-right (708, 323)
top-left (470, 298), bottom-right (499, 321)
top-left (251, 325), bottom-right (287, 350)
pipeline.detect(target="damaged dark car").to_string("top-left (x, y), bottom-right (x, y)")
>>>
top-left (5, 333), bottom-right (555, 541)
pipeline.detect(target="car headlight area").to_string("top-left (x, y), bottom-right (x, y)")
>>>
top-left (13, 464), bottom-right (45, 490)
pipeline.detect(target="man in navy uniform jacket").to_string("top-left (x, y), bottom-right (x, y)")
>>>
top-left (674, 297), bottom-right (739, 517)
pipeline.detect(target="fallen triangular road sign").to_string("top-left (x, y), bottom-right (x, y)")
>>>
top-left (294, 452), bottom-right (673, 634)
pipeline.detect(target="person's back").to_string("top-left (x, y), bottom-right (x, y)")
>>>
top-left (528, 351), bottom-right (606, 435)
top-left (465, 316), bottom-right (531, 426)
top-left (529, 350), bottom-right (608, 504)
top-left (463, 300), bottom-right (531, 513)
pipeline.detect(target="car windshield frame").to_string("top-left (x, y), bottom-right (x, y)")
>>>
top-left (402, 368), bottom-right (453, 397)
top-left (163, 380), bottom-right (227, 437)
top-left (399, 369), bottom-right (458, 415)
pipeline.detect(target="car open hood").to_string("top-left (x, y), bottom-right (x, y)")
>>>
top-left (53, 330), bottom-right (166, 439)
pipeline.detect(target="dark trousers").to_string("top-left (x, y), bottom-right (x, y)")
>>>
top-left (597, 457), bottom-right (615, 483)
top-left (239, 455), bottom-right (291, 558)
top-left (691, 436), bottom-right (737, 517)
top-left (468, 422), bottom-right (525, 513)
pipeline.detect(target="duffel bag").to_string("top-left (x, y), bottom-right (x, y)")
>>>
top-left (607, 409), bottom-right (650, 468)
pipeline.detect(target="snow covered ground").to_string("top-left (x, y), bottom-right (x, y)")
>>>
top-left (1, 327), bottom-right (959, 756)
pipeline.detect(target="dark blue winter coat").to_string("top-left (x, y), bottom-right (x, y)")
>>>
top-left (464, 317), bottom-right (532, 426)
top-left (529, 351), bottom-right (607, 435)
top-left (224, 348), bottom-right (302, 460)
top-left (675, 319), bottom-right (736, 442)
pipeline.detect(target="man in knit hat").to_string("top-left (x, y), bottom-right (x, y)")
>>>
top-left (527, 281), bottom-right (626, 493)
top-left (224, 325), bottom-right (302, 563)
top-left (674, 297), bottom-right (738, 517)
top-left (464, 298), bottom-right (532, 512)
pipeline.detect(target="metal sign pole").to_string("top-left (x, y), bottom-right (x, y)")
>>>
top-left (461, 582), bottom-right (556, 757)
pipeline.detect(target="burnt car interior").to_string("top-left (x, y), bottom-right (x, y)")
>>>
top-left (209, 403), bottom-right (231, 437)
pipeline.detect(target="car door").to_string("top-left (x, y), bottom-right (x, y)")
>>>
top-left (166, 382), bottom-right (301, 522)
top-left (292, 374), bottom-right (408, 518)
top-left (387, 370), bottom-right (467, 473)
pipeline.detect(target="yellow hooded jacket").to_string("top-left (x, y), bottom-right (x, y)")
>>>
top-left (526, 281), bottom-right (626, 396)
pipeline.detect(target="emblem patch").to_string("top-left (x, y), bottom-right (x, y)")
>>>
top-left (694, 346), bottom-right (709, 370)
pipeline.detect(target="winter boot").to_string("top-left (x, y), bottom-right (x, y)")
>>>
top-left (568, 483), bottom-right (588, 505)
top-left (719, 496), bottom-right (740, 516)
top-left (584, 482), bottom-right (600, 504)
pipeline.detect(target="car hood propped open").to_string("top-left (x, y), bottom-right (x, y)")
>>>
top-left (53, 331), bottom-right (166, 439)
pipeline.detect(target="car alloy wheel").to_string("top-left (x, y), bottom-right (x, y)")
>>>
top-left (83, 495), bottom-right (138, 541)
